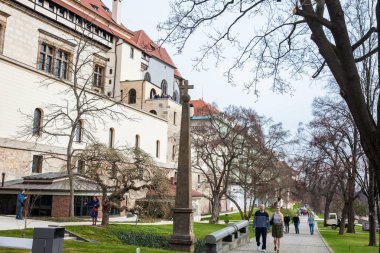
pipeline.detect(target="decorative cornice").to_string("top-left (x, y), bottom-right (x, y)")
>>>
top-left (38, 29), bottom-right (77, 47)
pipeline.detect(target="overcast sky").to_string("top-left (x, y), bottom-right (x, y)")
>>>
top-left (104, 0), bottom-right (328, 135)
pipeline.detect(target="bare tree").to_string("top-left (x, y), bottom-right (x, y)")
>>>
top-left (78, 143), bottom-right (170, 225)
top-left (227, 120), bottom-right (291, 220)
top-left (18, 26), bottom-right (130, 217)
top-left (192, 106), bottom-right (261, 223)
top-left (159, 1), bottom-right (380, 224)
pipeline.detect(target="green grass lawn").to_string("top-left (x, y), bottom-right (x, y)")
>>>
top-left (318, 222), bottom-right (379, 253)
top-left (0, 223), bottom-right (231, 253)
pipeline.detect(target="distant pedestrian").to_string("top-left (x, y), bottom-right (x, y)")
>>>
top-left (86, 196), bottom-right (100, 225)
top-left (270, 207), bottom-right (284, 253)
top-left (284, 213), bottom-right (290, 233)
top-left (308, 214), bottom-right (315, 235)
top-left (16, 189), bottom-right (27, 220)
top-left (292, 213), bottom-right (300, 234)
top-left (253, 204), bottom-right (270, 252)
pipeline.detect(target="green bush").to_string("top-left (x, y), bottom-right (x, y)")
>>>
top-left (117, 232), bottom-right (205, 253)
top-left (117, 232), bottom-right (170, 249)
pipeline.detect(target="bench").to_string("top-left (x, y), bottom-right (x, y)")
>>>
top-left (205, 220), bottom-right (250, 253)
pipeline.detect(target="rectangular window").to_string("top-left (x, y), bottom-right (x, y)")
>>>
top-left (48, 3), bottom-right (54, 11)
top-left (77, 160), bottom-right (84, 174)
top-left (172, 145), bottom-right (176, 161)
top-left (55, 49), bottom-right (69, 80)
top-left (174, 112), bottom-right (177, 125)
top-left (38, 43), bottom-right (54, 74)
top-left (75, 120), bottom-right (83, 143)
top-left (37, 0), bottom-right (44, 6)
top-left (198, 174), bottom-right (201, 183)
top-left (68, 12), bottom-right (74, 21)
top-left (130, 47), bottom-right (134, 58)
top-left (58, 8), bottom-right (65, 17)
top-left (32, 155), bottom-right (43, 173)
top-left (93, 64), bottom-right (104, 88)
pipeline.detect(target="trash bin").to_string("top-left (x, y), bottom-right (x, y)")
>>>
top-left (32, 227), bottom-right (65, 253)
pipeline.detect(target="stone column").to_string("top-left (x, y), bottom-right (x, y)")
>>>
top-left (170, 80), bottom-right (196, 252)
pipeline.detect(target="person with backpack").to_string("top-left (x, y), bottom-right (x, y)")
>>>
top-left (253, 204), bottom-right (270, 252)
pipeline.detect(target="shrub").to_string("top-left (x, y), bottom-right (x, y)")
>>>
top-left (117, 232), bottom-right (205, 253)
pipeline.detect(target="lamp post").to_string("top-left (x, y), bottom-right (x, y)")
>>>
top-left (170, 80), bottom-right (196, 252)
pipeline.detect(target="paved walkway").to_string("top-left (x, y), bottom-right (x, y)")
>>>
top-left (229, 216), bottom-right (332, 253)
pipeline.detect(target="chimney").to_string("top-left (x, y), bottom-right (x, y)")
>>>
top-left (112, 0), bottom-right (121, 25)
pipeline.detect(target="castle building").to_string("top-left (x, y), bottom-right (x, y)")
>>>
top-left (0, 0), bottom-right (204, 217)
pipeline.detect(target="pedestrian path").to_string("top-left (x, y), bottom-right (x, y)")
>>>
top-left (229, 216), bottom-right (332, 253)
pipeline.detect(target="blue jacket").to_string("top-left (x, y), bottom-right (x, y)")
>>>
top-left (17, 192), bottom-right (26, 207)
top-left (253, 210), bottom-right (270, 229)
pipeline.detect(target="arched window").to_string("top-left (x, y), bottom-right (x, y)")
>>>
top-left (75, 119), bottom-right (84, 143)
top-left (128, 89), bottom-right (136, 104)
top-left (32, 108), bottom-right (43, 136)
top-left (161, 79), bottom-right (167, 95)
top-left (144, 72), bottom-right (151, 82)
top-left (135, 134), bottom-right (140, 149)
top-left (173, 91), bottom-right (179, 102)
top-left (150, 88), bottom-right (156, 99)
top-left (156, 140), bottom-right (160, 158)
top-left (150, 110), bottom-right (157, 115)
top-left (109, 128), bottom-right (115, 148)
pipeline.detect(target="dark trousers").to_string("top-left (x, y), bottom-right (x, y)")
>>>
top-left (255, 227), bottom-right (267, 250)
top-left (294, 223), bottom-right (300, 234)
top-left (285, 223), bottom-right (290, 233)
top-left (309, 224), bottom-right (314, 234)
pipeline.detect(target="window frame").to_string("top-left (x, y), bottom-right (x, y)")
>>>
top-left (109, 128), bottom-right (115, 148)
top-left (32, 155), bottom-right (43, 173)
top-left (32, 108), bottom-right (43, 136)
top-left (93, 64), bottom-right (105, 89)
top-left (75, 119), bottom-right (84, 143)
top-left (128, 89), bottom-right (137, 104)
top-left (130, 47), bottom-right (134, 58)
top-left (135, 135), bottom-right (140, 149)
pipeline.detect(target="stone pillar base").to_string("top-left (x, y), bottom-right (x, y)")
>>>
top-left (170, 207), bottom-right (196, 252)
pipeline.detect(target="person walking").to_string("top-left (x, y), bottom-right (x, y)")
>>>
top-left (253, 204), bottom-right (270, 252)
top-left (308, 213), bottom-right (315, 235)
top-left (292, 213), bottom-right (300, 234)
top-left (284, 213), bottom-right (290, 233)
top-left (16, 189), bottom-right (27, 220)
top-left (86, 196), bottom-right (100, 225)
top-left (271, 207), bottom-right (284, 253)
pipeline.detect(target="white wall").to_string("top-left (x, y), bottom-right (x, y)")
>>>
top-left (0, 59), bottom-right (169, 166)
top-left (119, 43), bottom-right (142, 81)
top-left (145, 58), bottom-right (175, 93)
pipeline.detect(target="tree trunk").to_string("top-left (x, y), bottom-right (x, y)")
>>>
top-left (339, 203), bottom-right (348, 235)
top-left (368, 163), bottom-right (376, 246)
top-left (324, 195), bottom-right (333, 227)
top-left (67, 154), bottom-right (75, 217)
top-left (210, 196), bottom-right (221, 224)
top-left (346, 199), bottom-right (355, 233)
top-left (101, 196), bottom-right (111, 225)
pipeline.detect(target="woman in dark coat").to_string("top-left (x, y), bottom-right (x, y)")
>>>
top-left (86, 196), bottom-right (100, 225)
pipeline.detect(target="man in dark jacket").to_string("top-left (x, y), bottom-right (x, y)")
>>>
top-left (292, 214), bottom-right (300, 234)
top-left (253, 204), bottom-right (270, 252)
top-left (284, 213), bottom-right (291, 233)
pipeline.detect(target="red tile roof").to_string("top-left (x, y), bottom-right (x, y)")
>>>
top-left (190, 99), bottom-right (218, 116)
top-left (131, 30), bottom-right (177, 68)
top-left (52, 0), bottom-right (183, 77)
